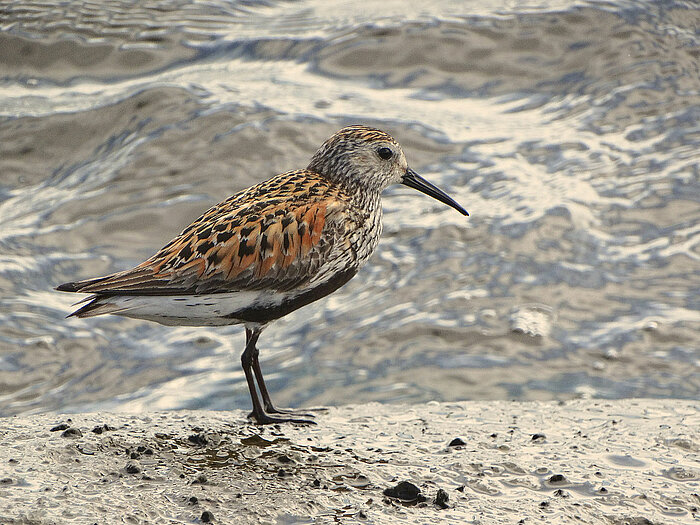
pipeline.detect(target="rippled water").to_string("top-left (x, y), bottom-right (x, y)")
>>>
top-left (0, 0), bottom-right (698, 416)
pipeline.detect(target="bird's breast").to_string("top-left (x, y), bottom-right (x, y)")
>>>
top-left (344, 201), bottom-right (383, 266)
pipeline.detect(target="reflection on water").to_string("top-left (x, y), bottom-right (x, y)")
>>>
top-left (0, 0), bottom-right (698, 416)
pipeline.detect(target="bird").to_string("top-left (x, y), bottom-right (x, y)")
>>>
top-left (57, 125), bottom-right (468, 425)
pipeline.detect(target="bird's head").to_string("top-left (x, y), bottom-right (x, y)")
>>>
top-left (308, 125), bottom-right (468, 216)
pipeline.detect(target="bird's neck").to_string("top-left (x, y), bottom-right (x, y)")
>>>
top-left (348, 181), bottom-right (382, 214)
top-left (317, 167), bottom-right (385, 212)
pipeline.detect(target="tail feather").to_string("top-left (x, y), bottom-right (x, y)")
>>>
top-left (56, 268), bottom-right (177, 296)
top-left (57, 274), bottom-right (149, 319)
top-left (56, 276), bottom-right (111, 293)
top-left (68, 295), bottom-right (134, 318)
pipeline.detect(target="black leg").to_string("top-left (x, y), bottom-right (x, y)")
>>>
top-left (241, 326), bottom-right (266, 423)
top-left (249, 337), bottom-right (313, 417)
top-left (242, 326), bottom-right (314, 425)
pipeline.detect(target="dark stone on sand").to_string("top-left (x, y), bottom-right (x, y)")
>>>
top-left (383, 481), bottom-right (426, 503)
top-left (1, 478), bottom-right (13, 485)
top-left (61, 427), bottom-right (82, 438)
top-left (448, 437), bottom-right (466, 447)
top-left (50, 423), bottom-right (70, 432)
top-left (201, 510), bottom-right (214, 522)
top-left (188, 433), bottom-right (209, 446)
top-left (434, 488), bottom-right (449, 509)
top-left (189, 496), bottom-right (198, 505)
top-left (92, 424), bottom-right (117, 434)
top-left (531, 433), bottom-right (546, 441)
top-left (125, 462), bottom-right (141, 474)
top-left (548, 474), bottom-right (567, 484)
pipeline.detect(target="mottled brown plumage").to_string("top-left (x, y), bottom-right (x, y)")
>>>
top-left (57, 125), bottom-right (468, 425)
top-left (65, 171), bottom-right (358, 297)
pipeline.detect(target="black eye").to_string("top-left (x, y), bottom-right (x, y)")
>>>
top-left (377, 147), bottom-right (393, 160)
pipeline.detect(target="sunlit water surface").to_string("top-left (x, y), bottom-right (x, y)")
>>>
top-left (0, 0), bottom-right (698, 416)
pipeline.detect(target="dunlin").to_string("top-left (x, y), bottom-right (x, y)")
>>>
top-left (57, 125), bottom-right (468, 424)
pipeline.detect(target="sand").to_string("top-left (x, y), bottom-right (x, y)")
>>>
top-left (1, 399), bottom-right (698, 524)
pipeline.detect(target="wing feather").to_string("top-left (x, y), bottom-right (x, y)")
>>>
top-left (58, 170), bottom-right (356, 297)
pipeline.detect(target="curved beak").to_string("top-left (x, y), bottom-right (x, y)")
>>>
top-left (401, 168), bottom-right (469, 216)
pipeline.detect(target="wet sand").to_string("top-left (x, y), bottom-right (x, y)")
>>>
top-left (1, 399), bottom-right (697, 524)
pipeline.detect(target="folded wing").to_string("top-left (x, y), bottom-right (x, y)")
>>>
top-left (57, 170), bottom-right (353, 300)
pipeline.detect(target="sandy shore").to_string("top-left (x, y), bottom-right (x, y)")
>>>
top-left (1, 399), bottom-right (698, 524)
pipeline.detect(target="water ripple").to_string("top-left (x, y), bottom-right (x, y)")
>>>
top-left (0, 0), bottom-right (698, 414)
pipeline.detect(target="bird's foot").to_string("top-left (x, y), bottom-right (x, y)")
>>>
top-left (247, 410), bottom-right (315, 426)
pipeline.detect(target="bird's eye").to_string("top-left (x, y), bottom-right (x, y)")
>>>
top-left (377, 147), bottom-right (393, 160)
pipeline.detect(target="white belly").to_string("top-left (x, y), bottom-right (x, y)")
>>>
top-left (85, 291), bottom-right (284, 326)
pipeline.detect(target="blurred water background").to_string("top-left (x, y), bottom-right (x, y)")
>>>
top-left (0, 0), bottom-right (698, 416)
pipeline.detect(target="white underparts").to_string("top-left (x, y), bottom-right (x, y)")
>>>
top-left (81, 291), bottom-right (284, 326)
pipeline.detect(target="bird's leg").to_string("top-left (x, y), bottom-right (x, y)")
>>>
top-left (242, 327), bottom-right (314, 425)
top-left (248, 335), bottom-right (313, 417)
top-left (240, 327), bottom-right (267, 423)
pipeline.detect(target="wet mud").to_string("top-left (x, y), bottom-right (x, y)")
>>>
top-left (1, 399), bottom-right (698, 524)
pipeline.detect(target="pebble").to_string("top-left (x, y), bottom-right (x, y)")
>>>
top-left (434, 489), bottom-right (449, 509)
top-left (61, 428), bottom-right (83, 438)
top-left (383, 481), bottom-right (426, 503)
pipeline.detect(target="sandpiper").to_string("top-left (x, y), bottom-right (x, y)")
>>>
top-left (57, 125), bottom-right (468, 425)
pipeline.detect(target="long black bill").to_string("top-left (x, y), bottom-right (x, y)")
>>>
top-left (401, 168), bottom-right (469, 216)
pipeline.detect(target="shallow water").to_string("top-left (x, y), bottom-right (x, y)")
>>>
top-left (0, 0), bottom-right (698, 416)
